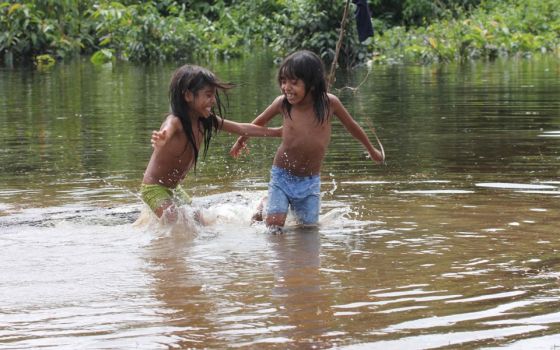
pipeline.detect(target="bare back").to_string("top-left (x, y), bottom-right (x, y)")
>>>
top-left (142, 115), bottom-right (201, 188)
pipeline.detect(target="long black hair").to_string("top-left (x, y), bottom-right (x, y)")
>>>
top-left (168, 64), bottom-right (233, 169)
top-left (277, 50), bottom-right (330, 124)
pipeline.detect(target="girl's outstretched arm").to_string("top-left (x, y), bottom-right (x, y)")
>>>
top-left (229, 96), bottom-right (283, 158)
top-left (330, 94), bottom-right (384, 164)
top-left (219, 118), bottom-right (282, 137)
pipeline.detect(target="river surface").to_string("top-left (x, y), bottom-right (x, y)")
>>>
top-left (1, 53), bottom-right (559, 349)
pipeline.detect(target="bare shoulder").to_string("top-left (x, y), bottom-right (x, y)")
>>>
top-left (271, 95), bottom-right (285, 110)
top-left (162, 114), bottom-right (183, 133)
top-left (327, 93), bottom-right (345, 115)
top-left (257, 95), bottom-right (284, 119)
top-left (327, 93), bottom-right (342, 106)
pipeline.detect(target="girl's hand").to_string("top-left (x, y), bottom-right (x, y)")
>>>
top-left (151, 129), bottom-right (167, 148)
top-left (370, 148), bottom-right (384, 164)
top-left (229, 139), bottom-right (249, 158)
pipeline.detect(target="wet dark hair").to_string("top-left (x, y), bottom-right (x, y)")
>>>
top-left (277, 50), bottom-right (330, 124)
top-left (168, 64), bottom-right (233, 169)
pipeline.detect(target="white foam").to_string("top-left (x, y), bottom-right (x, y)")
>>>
top-left (395, 190), bottom-right (474, 194)
top-left (475, 182), bottom-right (556, 190)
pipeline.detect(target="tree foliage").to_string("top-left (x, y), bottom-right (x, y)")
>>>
top-left (369, 0), bottom-right (560, 64)
top-left (1, 0), bottom-right (558, 67)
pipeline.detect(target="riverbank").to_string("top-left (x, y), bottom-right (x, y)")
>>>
top-left (1, 0), bottom-right (558, 68)
top-left (369, 0), bottom-right (560, 64)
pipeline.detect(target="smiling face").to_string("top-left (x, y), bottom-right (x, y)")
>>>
top-left (185, 86), bottom-right (217, 118)
top-left (280, 77), bottom-right (309, 106)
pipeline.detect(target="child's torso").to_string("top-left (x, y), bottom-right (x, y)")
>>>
top-left (274, 104), bottom-right (331, 176)
top-left (143, 120), bottom-right (202, 188)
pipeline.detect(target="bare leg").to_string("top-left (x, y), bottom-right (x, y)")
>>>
top-left (266, 213), bottom-right (287, 234)
top-left (267, 225), bottom-right (284, 234)
top-left (194, 209), bottom-right (207, 225)
top-left (251, 196), bottom-right (267, 222)
top-left (155, 200), bottom-right (178, 224)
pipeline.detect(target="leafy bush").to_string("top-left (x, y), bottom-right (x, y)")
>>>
top-left (369, 0), bottom-right (482, 27)
top-left (369, 0), bottom-right (560, 64)
top-left (268, 0), bottom-right (367, 68)
top-left (1, 0), bottom-right (559, 67)
top-left (0, 0), bottom-right (94, 64)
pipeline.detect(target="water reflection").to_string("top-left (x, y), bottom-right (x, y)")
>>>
top-left (1, 55), bottom-right (560, 348)
top-left (266, 228), bottom-right (335, 348)
top-left (142, 223), bottom-right (217, 348)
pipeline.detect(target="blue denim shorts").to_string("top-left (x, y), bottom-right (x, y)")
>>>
top-left (266, 166), bottom-right (321, 225)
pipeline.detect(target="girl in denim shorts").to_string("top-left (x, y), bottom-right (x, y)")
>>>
top-left (230, 50), bottom-right (384, 232)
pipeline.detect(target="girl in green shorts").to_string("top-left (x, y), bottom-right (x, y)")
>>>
top-left (141, 64), bottom-right (281, 223)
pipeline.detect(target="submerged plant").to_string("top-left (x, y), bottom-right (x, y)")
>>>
top-left (34, 53), bottom-right (55, 69)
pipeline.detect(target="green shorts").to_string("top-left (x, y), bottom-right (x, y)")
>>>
top-left (140, 183), bottom-right (192, 213)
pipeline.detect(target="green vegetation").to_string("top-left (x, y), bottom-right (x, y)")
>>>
top-left (370, 0), bottom-right (560, 64)
top-left (1, 0), bottom-right (559, 68)
top-left (0, 0), bottom-right (92, 66)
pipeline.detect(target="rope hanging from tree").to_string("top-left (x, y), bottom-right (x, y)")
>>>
top-left (327, 0), bottom-right (385, 164)
top-left (327, 0), bottom-right (351, 90)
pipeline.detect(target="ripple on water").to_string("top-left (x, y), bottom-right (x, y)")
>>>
top-left (337, 326), bottom-right (546, 350)
top-left (538, 130), bottom-right (560, 138)
top-left (384, 299), bottom-right (538, 331)
top-left (475, 182), bottom-right (557, 190)
top-left (0, 210), bottom-right (192, 348)
top-left (395, 189), bottom-right (475, 194)
top-left (2, 187), bottom-right (560, 348)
